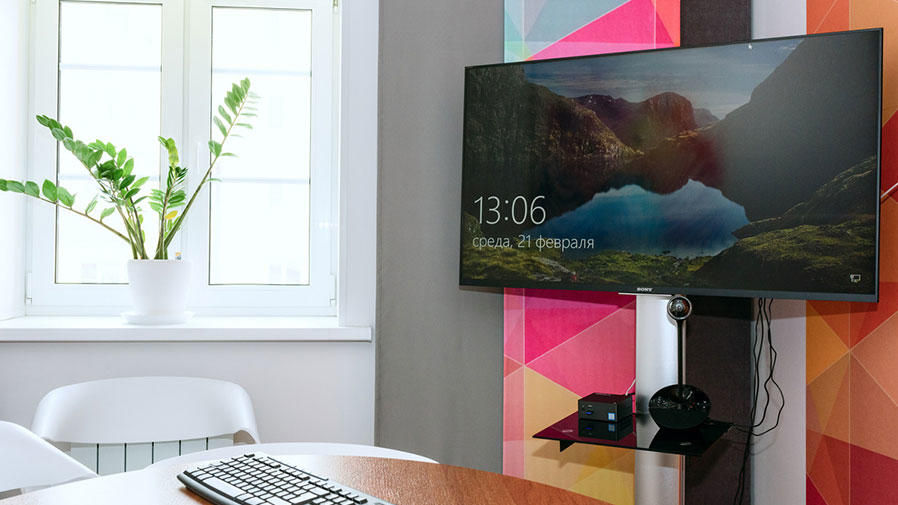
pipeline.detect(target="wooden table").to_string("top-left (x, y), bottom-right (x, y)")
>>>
top-left (1, 455), bottom-right (605, 505)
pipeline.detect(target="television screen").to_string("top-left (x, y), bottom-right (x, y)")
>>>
top-left (460, 29), bottom-right (881, 302)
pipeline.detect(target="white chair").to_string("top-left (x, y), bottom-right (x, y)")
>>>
top-left (31, 377), bottom-right (260, 473)
top-left (0, 421), bottom-right (97, 494)
top-left (150, 442), bottom-right (438, 467)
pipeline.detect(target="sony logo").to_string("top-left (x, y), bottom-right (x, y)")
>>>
top-left (636, 287), bottom-right (653, 292)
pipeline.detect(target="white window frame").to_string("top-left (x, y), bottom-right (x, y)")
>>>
top-left (26, 0), bottom-right (338, 316)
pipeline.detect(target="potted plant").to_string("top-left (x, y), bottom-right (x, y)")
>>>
top-left (0, 78), bottom-right (258, 324)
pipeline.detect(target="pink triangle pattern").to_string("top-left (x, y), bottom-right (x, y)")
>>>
top-left (654, 13), bottom-right (673, 45)
top-left (532, 0), bottom-right (663, 60)
top-left (527, 303), bottom-right (636, 397)
top-left (523, 289), bottom-right (633, 363)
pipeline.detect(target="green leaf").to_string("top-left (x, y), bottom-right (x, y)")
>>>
top-left (0, 179), bottom-right (7, 191)
top-left (62, 138), bottom-right (74, 151)
top-left (158, 136), bottom-right (179, 166)
top-left (51, 128), bottom-right (67, 141)
top-left (120, 174), bottom-right (136, 189)
top-left (132, 176), bottom-right (149, 189)
top-left (133, 195), bottom-right (148, 205)
top-left (220, 152), bottom-right (237, 157)
top-left (231, 83), bottom-right (245, 103)
top-left (112, 169), bottom-right (123, 181)
top-left (208, 140), bottom-right (222, 157)
top-left (42, 180), bottom-right (57, 202)
top-left (214, 116), bottom-right (228, 137)
top-left (105, 142), bottom-right (115, 157)
top-left (116, 148), bottom-right (127, 167)
top-left (57, 186), bottom-right (74, 207)
top-left (100, 207), bottom-right (115, 221)
top-left (148, 202), bottom-right (162, 213)
top-left (123, 158), bottom-right (134, 178)
top-left (63, 126), bottom-right (73, 138)
top-left (6, 181), bottom-right (25, 193)
top-left (218, 106), bottom-right (232, 124)
top-left (124, 188), bottom-right (140, 200)
top-left (225, 95), bottom-right (237, 114)
top-left (86, 195), bottom-right (98, 214)
top-left (36, 115), bottom-right (51, 127)
top-left (86, 149), bottom-right (103, 167)
top-left (24, 181), bottom-right (40, 197)
top-left (241, 113), bottom-right (258, 117)
top-left (235, 122), bottom-right (253, 129)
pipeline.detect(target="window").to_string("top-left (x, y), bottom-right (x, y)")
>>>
top-left (28, 0), bottom-right (337, 314)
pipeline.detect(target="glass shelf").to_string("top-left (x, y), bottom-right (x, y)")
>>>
top-left (533, 412), bottom-right (732, 457)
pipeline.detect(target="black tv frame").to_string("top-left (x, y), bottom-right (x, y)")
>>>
top-left (458, 28), bottom-right (883, 303)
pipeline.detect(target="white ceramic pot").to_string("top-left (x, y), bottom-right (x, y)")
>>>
top-left (125, 259), bottom-right (192, 324)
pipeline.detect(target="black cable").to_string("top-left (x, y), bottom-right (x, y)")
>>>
top-left (733, 299), bottom-right (763, 505)
top-left (755, 299), bottom-right (785, 436)
top-left (733, 298), bottom-right (787, 504)
top-left (753, 300), bottom-right (774, 429)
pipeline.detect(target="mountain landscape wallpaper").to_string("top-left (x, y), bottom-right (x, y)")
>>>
top-left (460, 31), bottom-right (880, 299)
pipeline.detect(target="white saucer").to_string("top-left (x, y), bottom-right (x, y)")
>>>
top-left (121, 311), bottom-right (194, 325)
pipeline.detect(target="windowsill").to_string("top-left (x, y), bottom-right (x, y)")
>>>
top-left (0, 316), bottom-right (371, 342)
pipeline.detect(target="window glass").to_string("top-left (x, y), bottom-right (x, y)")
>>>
top-left (209, 7), bottom-right (313, 285)
top-left (56, 1), bottom-right (162, 283)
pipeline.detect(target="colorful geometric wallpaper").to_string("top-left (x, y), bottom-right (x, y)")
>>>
top-left (502, 2), bottom-right (678, 503)
top-left (805, 3), bottom-right (898, 505)
top-left (503, 289), bottom-right (636, 505)
top-left (504, 0), bottom-right (680, 62)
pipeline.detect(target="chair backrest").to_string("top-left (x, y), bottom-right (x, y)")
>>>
top-left (31, 377), bottom-right (260, 445)
top-left (0, 421), bottom-right (97, 493)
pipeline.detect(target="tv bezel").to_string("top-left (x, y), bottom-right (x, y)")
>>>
top-left (458, 28), bottom-right (883, 303)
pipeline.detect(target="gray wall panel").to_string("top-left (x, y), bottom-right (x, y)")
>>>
top-left (376, 0), bottom-right (504, 471)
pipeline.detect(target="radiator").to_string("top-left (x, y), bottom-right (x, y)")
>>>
top-left (66, 436), bottom-right (234, 475)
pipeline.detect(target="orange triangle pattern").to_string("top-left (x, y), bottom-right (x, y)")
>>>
top-left (808, 0), bottom-right (850, 34)
top-left (850, 282), bottom-right (898, 347)
top-left (804, 1), bottom-right (898, 503)
top-left (809, 434), bottom-right (850, 505)
top-left (879, 198), bottom-right (898, 283)
top-left (652, 0), bottom-right (680, 46)
top-left (850, 356), bottom-right (898, 461)
top-left (807, 429), bottom-right (823, 472)
top-left (807, 354), bottom-right (851, 444)
top-left (852, 309), bottom-right (898, 405)
top-left (806, 302), bottom-right (849, 384)
top-left (807, 300), bottom-right (851, 349)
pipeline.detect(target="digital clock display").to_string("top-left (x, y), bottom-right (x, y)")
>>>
top-left (473, 196), bottom-right (545, 225)
top-left (459, 30), bottom-right (880, 302)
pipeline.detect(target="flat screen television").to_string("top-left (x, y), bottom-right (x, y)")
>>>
top-left (460, 29), bottom-right (882, 302)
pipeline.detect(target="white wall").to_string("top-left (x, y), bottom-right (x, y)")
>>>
top-left (753, 0), bottom-right (806, 39)
top-left (751, 300), bottom-right (806, 505)
top-left (0, 340), bottom-right (375, 444)
top-left (0, 0), bottom-right (28, 321)
top-left (750, 4), bottom-right (807, 504)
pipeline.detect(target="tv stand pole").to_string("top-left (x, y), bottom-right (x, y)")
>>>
top-left (634, 295), bottom-right (684, 505)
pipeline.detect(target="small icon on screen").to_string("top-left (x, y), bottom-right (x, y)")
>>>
top-left (850, 274), bottom-right (862, 283)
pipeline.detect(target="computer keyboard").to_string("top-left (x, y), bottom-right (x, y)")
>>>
top-left (178, 453), bottom-right (395, 505)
